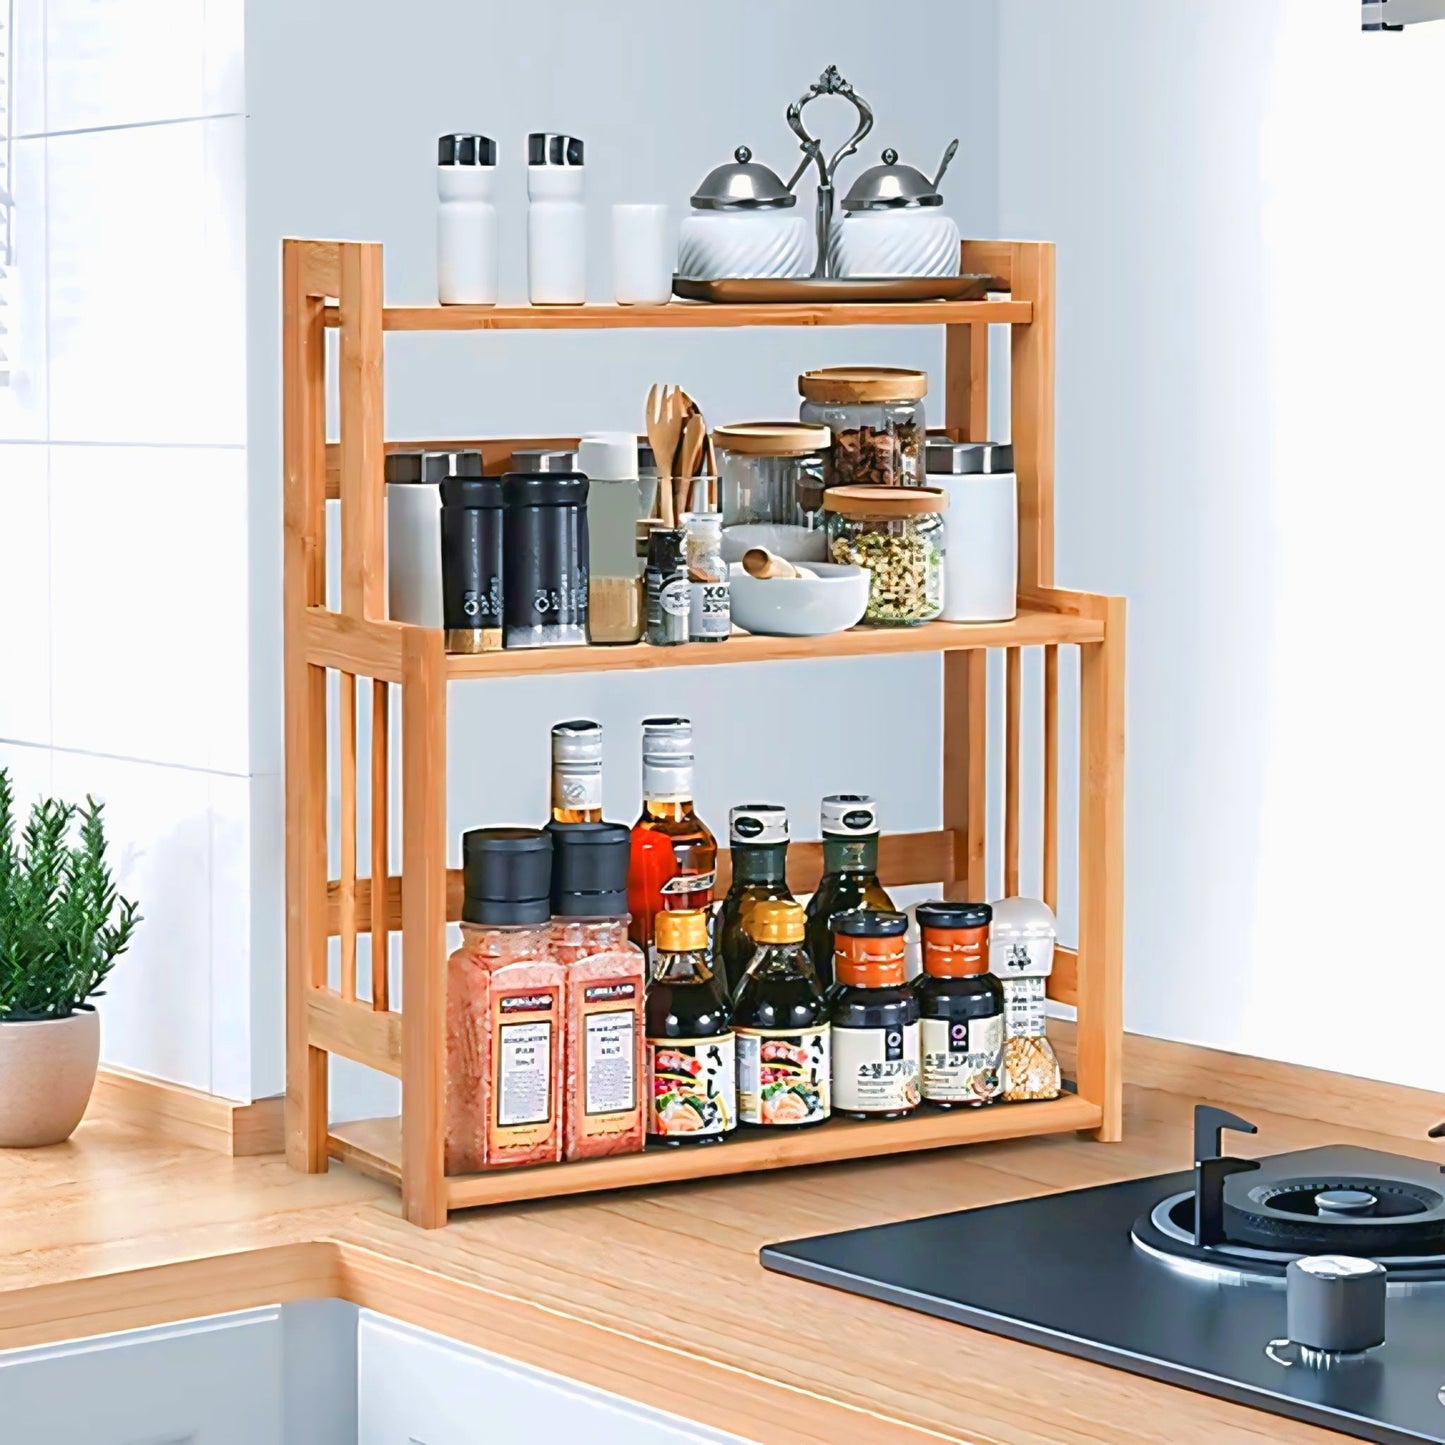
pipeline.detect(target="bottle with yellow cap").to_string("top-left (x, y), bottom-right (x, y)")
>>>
top-left (645, 908), bottom-right (736, 1145)
top-left (732, 900), bottom-right (830, 1128)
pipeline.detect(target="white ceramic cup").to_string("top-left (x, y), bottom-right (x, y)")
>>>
top-left (612, 203), bottom-right (672, 305)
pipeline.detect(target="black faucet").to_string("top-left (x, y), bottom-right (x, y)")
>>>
top-left (1193, 1104), bottom-right (1261, 1247)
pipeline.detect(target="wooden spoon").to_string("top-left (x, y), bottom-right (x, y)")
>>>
top-left (742, 547), bottom-right (813, 580)
top-left (676, 412), bottom-right (706, 517)
top-left (644, 383), bottom-right (681, 528)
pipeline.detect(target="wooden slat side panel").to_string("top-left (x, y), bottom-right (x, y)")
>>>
top-left (371, 680), bottom-right (391, 1012)
top-left (308, 990), bottom-right (403, 1076)
top-left (1076, 603), bottom-right (1126, 1141)
top-left (1043, 645), bottom-right (1061, 912)
top-left (400, 629), bottom-right (449, 1227)
top-left (1009, 242), bottom-right (1056, 590)
top-left (301, 608), bottom-right (407, 682)
top-left (961, 240), bottom-right (1015, 289)
top-left (338, 674), bottom-right (358, 1001)
top-left (327, 830), bottom-right (960, 936)
top-left (944, 322), bottom-right (990, 443)
top-left (282, 240), bottom-right (330, 1175)
top-left (1004, 647), bottom-right (1022, 897)
top-left (337, 242), bottom-right (386, 619)
top-left (1047, 946), bottom-right (1079, 1008)
top-left (295, 239), bottom-right (341, 299)
top-left (942, 651), bottom-right (988, 903)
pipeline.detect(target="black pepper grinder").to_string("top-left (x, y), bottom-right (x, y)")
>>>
top-left (438, 460), bottom-right (503, 654)
top-left (500, 470), bottom-right (589, 649)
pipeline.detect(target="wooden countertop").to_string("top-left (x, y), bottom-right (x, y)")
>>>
top-left (4, 1064), bottom-right (1437, 1444)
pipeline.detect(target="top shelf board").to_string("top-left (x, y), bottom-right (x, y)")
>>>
top-left (319, 298), bottom-right (1032, 333)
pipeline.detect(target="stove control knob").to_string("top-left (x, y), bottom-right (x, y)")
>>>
top-left (1287, 1255), bottom-right (1386, 1355)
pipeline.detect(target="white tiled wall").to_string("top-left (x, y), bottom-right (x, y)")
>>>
top-left (0, 0), bottom-right (257, 1096)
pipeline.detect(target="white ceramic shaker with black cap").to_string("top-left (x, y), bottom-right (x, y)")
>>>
top-left (527, 133), bottom-right (586, 305)
top-left (436, 134), bottom-right (499, 305)
top-left (926, 439), bottom-right (1018, 623)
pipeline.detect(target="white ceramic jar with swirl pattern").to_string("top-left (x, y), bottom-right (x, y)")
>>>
top-left (676, 146), bottom-right (816, 281)
top-left (829, 145), bottom-right (962, 279)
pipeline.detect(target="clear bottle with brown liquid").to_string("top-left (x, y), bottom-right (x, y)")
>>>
top-left (550, 719), bottom-right (603, 824)
top-left (717, 803), bottom-right (794, 997)
top-left (627, 718), bottom-right (717, 953)
top-left (804, 794), bottom-right (895, 990)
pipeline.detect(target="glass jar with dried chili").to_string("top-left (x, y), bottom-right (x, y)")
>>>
top-left (913, 900), bottom-right (1005, 1108)
top-left (828, 910), bottom-right (920, 1120)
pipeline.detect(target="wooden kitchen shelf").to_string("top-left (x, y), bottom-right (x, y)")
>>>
top-left (283, 236), bottom-right (1126, 1227)
top-left (329, 1094), bottom-right (1103, 1208)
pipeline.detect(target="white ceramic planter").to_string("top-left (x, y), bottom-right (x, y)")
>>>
top-left (0, 1008), bottom-right (101, 1147)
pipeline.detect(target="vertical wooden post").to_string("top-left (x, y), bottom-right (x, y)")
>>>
top-left (337, 242), bottom-right (387, 621)
top-left (943, 313), bottom-right (991, 903)
top-left (1042, 645), bottom-right (1060, 912)
top-left (1009, 242), bottom-right (1056, 592)
top-left (283, 240), bottom-right (331, 1173)
top-left (401, 629), bottom-right (449, 1228)
top-left (1003, 647), bottom-right (1022, 897)
top-left (1077, 599), bottom-right (1126, 1142)
top-left (371, 681), bottom-right (391, 1012)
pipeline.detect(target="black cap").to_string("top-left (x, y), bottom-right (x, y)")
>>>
top-left (546, 822), bottom-right (630, 919)
top-left (439, 474), bottom-right (503, 510)
top-left (462, 828), bottom-right (552, 926)
top-left (831, 909), bottom-right (908, 938)
top-left (439, 134), bottom-right (497, 166)
top-left (528, 132), bottom-right (584, 166)
top-left (501, 471), bottom-right (589, 508)
top-left (916, 900), bottom-right (992, 931)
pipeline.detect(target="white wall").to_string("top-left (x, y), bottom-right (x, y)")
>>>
top-left (244, 0), bottom-right (1002, 1111)
top-left (0, 0), bottom-right (259, 1098)
top-left (998, 0), bottom-right (1445, 1091)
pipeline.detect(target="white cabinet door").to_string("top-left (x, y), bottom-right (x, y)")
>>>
top-left (0, 1307), bottom-right (284, 1445)
top-left (358, 1311), bottom-right (745, 1445)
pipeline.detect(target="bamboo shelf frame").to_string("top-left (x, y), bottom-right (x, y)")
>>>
top-left (283, 237), bottom-right (1126, 1227)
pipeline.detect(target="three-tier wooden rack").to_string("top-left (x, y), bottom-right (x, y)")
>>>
top-left (283, 237), bottom-right (1125, 1228)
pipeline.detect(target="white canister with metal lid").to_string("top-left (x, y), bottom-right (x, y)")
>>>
top-left (927, 440), bottom-right (1017, 623)
top-left (677, 147), bottom-right (815, 281)
top-left (828, 144), bottom-right (961, 279)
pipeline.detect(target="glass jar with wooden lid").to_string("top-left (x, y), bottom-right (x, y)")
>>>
top-left (715, 421), bottom-right (831, 565)
top-left (799, 366), bottom-right (929, 488)
top-left (823, 485), bottom-right (947, 626)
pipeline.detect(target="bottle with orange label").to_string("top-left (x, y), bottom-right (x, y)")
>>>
top-left (732, 900), bottom-right (830, 1129)
top-left (645, 909), bottom-right (736, 1145)
top-left (913, 901), bottom-right (1005, 1108)
top-left (829, 910), bottom-right (920, 1119)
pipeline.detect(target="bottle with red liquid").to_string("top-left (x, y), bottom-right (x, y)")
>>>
top-left (628, 717), bottom-right (717, 955)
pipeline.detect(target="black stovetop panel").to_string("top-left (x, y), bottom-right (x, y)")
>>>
top-left (761, 1148), bottom-right (1445, 1445)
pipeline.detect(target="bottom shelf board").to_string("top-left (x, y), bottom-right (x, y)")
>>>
top-left (327, 1093), bottom-right (1103, 1212)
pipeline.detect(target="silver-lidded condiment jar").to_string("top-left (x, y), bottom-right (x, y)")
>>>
top-left (926, 440), bottom-right (1018, 624)
top-left (829, 143), bottom-right (962, 279)
top-left (677, 146), bottom-right (814, 281)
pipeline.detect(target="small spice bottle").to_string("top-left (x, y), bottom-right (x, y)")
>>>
top-left (644, 527), bottom-right (689, 646)
top-left (445, 827), bottom-right (562, 1174)
top-left (646, 908), bottom-right (736, 1145)
top-left (733, 900), bottom-right (830, 1129)
top-left (913, 901), bottom-right (1005, 1108)
top-left (548, 822), bottom-right (646, 1161)
top-left (684, 511), bottom-right (731, 643)
top-left (829, 910), bottom-right (920, 1119)
top-left (990, 897), bottom-right (1062, 1102)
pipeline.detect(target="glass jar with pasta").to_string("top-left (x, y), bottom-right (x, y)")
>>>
top-left (823, 485), bottom-right (947, 626)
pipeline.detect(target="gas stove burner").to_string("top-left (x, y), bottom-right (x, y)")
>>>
top-left (1132, 1144), bottom-right (1445, 1284)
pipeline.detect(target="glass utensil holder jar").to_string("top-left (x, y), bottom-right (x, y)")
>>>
top-left (824, 485), bottom-right (947, 626)
top-left (799, 367), bottom-right (928, 488)
top-left (715, 422), bottom-right (830, 563)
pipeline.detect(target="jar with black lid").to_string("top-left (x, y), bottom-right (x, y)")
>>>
top-left (439, 463), bottom-right (503, 653)
top-left (501, 470), bottom-right (589, 649)
top-left (829, 910), bottom-right (920, 1119)
top-left (913, 901), bottom-right (1004, 1108)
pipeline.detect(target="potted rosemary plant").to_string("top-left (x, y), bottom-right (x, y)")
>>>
top-left (0, 769), bottom-right (140, 1147)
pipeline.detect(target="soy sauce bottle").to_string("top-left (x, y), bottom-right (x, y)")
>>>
top-left (804, 795), bottom-right (895, 990)
top-left (732, 900), bottom-right (830, 1129)
top-left (645, 909), bottom-right (735, 1146)
top-left (717, 803), bottom-right (794, 997)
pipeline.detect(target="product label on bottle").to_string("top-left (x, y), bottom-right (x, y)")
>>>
top-left (584, 1007), bottom-right (637, 1116)
top-left (460, 578), bottom-right (502, 622)
top-left (489, 985), bottom-right (560, 1160)
top-left (648, 1034), bottom-right (736, 1138)
top-left (832, 1022), bottom-right (920, 1114)
top-left (660, 577), bottom-right (690, 617)
top-left (659, 869), bottom-right (716, 897)
top-left (1004, 977), bottom-right (1048, 1038)
top-left (689, 581), bottom-right (731, 640)
top-left (555, 769), bottom-right (602, 813)
top-left (737, 1027), bottom-right (830, 1125)
top-left (921, 1014), bottom-right (1004, 1104)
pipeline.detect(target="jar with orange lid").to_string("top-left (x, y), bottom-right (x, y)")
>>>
top-left (913, 901), bottom-right (1005, 1108)
top-left (824, 485), bottom-right (946, 625)
top-left (829, 911), bottom-right (920, 1119)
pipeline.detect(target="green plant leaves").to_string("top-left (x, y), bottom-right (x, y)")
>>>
top-left (0, 769), bottom-right (140, 1021)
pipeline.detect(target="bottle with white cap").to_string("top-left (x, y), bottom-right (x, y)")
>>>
top-left (436, 134), bottom-right (499, 306)
top-left (527, 132), bottom-right (586, 305)
top-left (803, 795), bottom-right (896, 989)
top-left (550, 720), bottom-right (603, 824)
top-left (577, 433), bottom-right (645, 644)
top-left (717, 804), bottom-right (794, 995)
